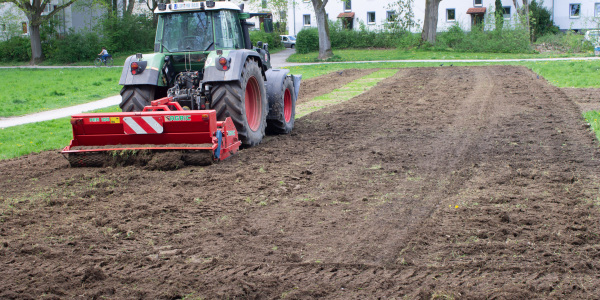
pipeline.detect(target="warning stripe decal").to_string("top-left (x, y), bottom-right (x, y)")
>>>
top-left (123, 117), bottom-right (163, 134)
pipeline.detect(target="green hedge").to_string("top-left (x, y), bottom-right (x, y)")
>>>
top-left (0, 14), bottom-right (155, 63)
top-left (435, 24), bottom-right (533, 53)
top-left (296, 21), bottom-right (420, 54)
top-left (44, 31), bottom-right (102, 63)
top-left (249, 30), bottom-right (282, 50)
top-left (0, 36), bottom-right (31, 62)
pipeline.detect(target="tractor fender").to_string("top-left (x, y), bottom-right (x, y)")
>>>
top-left (203, 50), bottom-right (265, 83)
top-left (119, 54), bottom-right (163, 86)
top-left (265, 69), bottom-right (302, 120)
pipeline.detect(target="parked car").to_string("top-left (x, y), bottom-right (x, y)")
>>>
top-left (280, 35), bottom-right (296, 48)
top-left (584, 30), bottom-right (600, 45)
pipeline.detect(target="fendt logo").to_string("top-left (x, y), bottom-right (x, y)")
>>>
top-left (166, 115), bottom-right (192, 122)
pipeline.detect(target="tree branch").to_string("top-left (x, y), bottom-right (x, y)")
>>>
top-left (40, 0), bottom-right (77, 23)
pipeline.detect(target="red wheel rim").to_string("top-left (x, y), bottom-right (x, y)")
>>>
top-left (283, 88), bottom-right (292, 122)
top-left (245, 76), bottom-right (262, 131)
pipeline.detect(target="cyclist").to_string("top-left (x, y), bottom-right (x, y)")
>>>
top-left (98, 47), bottom-right (110, 63)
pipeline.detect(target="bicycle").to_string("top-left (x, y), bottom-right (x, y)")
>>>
top-left (94, 55), bottom-right (113, 67)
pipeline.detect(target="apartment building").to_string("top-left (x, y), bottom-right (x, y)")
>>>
top-left (288, 0), bottom-right (600, 35)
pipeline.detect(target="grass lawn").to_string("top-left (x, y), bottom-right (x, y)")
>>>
top-left (0, 53), bottom-right (133, 67)
top-left (0, 106), bottom-right (121, 160)
top-left (0, 68), bottom-right (123, 117)
top-left (287, 49), bottom-right (594, 63)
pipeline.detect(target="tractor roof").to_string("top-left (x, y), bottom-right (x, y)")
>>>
top-left (155, 1), bottom-right (241, 14)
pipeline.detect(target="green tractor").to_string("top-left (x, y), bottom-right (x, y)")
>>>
top-left (118, 0), bottom-right (300, 146)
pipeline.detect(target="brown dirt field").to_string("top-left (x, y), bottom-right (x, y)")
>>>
top-left (562, 88), bottom-right (600, 113)
top-left (2, 65), bottom-right (600, 299)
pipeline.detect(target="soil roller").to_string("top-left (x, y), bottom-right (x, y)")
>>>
top-left (62, 97), bottom-right (241, 167)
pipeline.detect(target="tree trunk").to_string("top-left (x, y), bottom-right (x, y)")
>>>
top-left (311, 0), bottom-right (333, 60)
top-left (127, 0), bottom-right (135, 15)
top-left (29, 23), bottom-right (43, 65)
top-left (421, 0), bottom-right (441, 44)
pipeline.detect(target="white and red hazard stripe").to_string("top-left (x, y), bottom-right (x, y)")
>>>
top-left (123, 116), bottom-right (164, 134)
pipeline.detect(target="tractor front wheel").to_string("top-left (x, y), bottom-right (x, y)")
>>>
top-left (119, 85), bottom-right (155, 112)
top-left (211, 60), bottom-right (268, 146)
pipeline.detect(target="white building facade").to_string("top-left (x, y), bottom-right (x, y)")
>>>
top-left (288, 0), bottom-right (600, 36)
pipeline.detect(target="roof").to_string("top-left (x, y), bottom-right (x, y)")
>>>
top-left (337, 12), bottom-right (355, 18)
top-left (466, 7), bottom-right (486, 14)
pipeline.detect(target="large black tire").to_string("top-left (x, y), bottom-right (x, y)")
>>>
top-left (267, 76), bottom-right (295, 134)
top-left (119, 85), bottom-right (155, 112)
top-left (211, 60), bottom-right (268, 146)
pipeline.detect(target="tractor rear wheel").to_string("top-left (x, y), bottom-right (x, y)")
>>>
top-left (211, 59), bottom-right (268, 146)
top-left (267, 76), bottom-right (295, 134)
top-left (119, 85), bottom-right (155, 112)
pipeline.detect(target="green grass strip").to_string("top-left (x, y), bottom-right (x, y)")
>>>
top-left (287, 49), bottom-right (592, 63)
top-left (583, 111), bottom-right (600, 143)
top-left (0, 106), bottom-right (121, 160)
top-left (296, 69), bottom-right (399, 118)
top-left (0, 68), bottom-right (123, 117)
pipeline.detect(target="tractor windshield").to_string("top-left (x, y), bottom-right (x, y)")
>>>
top-left (158, 12), bottom-right (214, 52)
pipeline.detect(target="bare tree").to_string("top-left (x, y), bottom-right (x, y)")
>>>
top-left (0, 0), bottom-right (78, 64)
top-left (310, 0), bottom-right (333, 60)
top-left (421, 0), bottom-right (441, 44)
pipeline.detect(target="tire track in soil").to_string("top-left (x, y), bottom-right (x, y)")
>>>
top-left (2, 66), bottom-right (600, 299)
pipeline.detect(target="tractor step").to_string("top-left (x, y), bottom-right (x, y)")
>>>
top-left (62, 97), bottom-right (241, 167)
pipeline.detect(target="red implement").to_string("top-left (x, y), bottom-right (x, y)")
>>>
top-left (62, 97), bottom-right (241, 166)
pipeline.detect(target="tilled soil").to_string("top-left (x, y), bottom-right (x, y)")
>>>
top-left (1, 66), bottom-right (600, 299)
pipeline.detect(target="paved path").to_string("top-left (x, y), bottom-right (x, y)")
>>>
top-left (1, 50), bottom-right (597, 128)
top-left (0, 96), bottom-right (121, 128)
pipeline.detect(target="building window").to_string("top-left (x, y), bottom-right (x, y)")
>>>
top-left (303, 14), bottom-right (311, 26)
top-left (367, 12), bottom-right (375, 24)
top-left (386, 11), bottom-right (396, 22)
top-left (503, 6), bottom-right (511, 19)
top-left (447, 9), bottom-right (456, 22)
top-left (595, 3), bottom-right (600, 17)
top-left (570, 3), bottom-right (581, 18)
top-left (344, 0), bottom-right (351, 12)
top-left (474, 0), bottom-right (483, 6)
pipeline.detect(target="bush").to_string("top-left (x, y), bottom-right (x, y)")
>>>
top-left (249, 30), bottom-right (282, 50)
top-left (535, 31), bottom-right (594, 53)
top-left (529, 0), bottom-right (559, 41)
top-left (0, 36), bottom-right (31, 62)
top-left (44, 31), bottom-right (102, 63)
top-left (296, 28), bottom-right (319, 54)
top-left (435, 23), bottom-right (532, 53)
top-left (101, 14), bottom-right (155, 54)
top-left (296, 21), bottom-right (420, 54)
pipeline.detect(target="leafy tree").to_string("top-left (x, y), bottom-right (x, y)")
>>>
top-left (495, 0), bottom-right (504, 31)
top-left (529, 0), bottom-right (558, 40)
top-left (0, 0), bottom-right (78, 64)
top-left (385, 0), bottom-right (418, 33)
